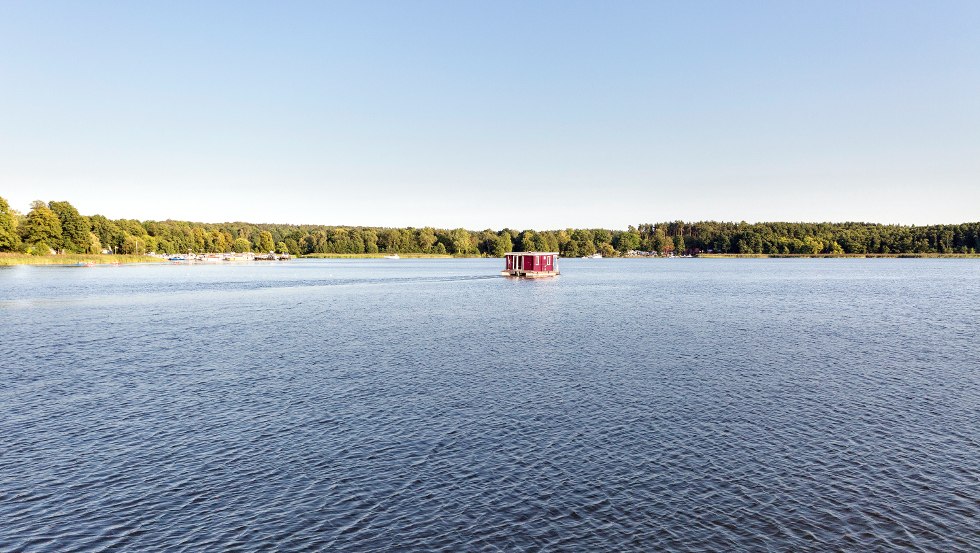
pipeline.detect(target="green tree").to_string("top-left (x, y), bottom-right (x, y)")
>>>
top-left (651, 228), bottom-right (669, 254)
top-left (448, 228), bottom-right (475, 254)
top-left (541, 232), bottom-right (560, 252)
top-left (615, 228), bottom-right (641, 253)
top-left (0, 196), bottom-right (20, 251)
top-left (89, 215), bottom-right (124, 253)
top-left (570, 229), bottom-right (596, 256)
top-left (87, 232), bottom-right (102, 254)
top-left (258, 231), bottom-right (275, 252)
top-left (157, 240), bottom-right (176, 255)
top-left (192, 227), bottom-right (207, 252)
top-left (673, 234), bottom-right (686, 254)
top-left (517, 230), bottom-right (540, 252)
top-left (555, 229), bottom-right (571, 251)
top-left (27, 241), bottom-right (52, 255)
top-left (802, 236), bottom-right (822, 255)
top-left (362, 230), bottom-right (379, 253)
top-left (378, 229), bottom-right (401, 252)
top-left (22, 201), bottom-right (62, 250)
top-left (417, 228), bottom-right (438, 252)
top-left (562, 240), bottom-right (580, 258)
top-left (120, 234), bottom-right (144, 254)
top-left (143, 235), bottom-right (158, 253)
top-left (492, 233), bottom-right (513, 257)
top-left (211, 229), bottom-right (229, 253)
top-left (48, 201), bottom-right (90, 253)
top-left (232, 237), bottom-right (252, 253)
top-left (594, 229), bottom-right (613, 247)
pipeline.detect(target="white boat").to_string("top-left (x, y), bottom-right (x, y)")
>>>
top-left (383, 254), bottom-right (400, 259)
top-left (582, 252), bottom-right (602, 259)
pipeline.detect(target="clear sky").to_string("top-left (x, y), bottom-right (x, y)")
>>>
top-left (1, 1), bottom-right (978, 229)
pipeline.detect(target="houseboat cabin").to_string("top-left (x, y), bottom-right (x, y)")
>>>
top-left (501, 252), bottom-right (560, 278)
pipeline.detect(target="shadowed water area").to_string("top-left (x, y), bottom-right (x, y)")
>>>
top-left (1, 258), bottom-right (978, 551)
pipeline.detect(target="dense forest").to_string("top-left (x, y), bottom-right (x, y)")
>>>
top-left (2, 196), bottom-right (980, 257)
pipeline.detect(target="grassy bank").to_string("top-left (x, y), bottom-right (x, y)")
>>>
top-left (301, 253), bottom-right (459, 259)
top-left (0, 253), bottom-right (165, 266)
top-left (697, 253), bottom-right (980, 259)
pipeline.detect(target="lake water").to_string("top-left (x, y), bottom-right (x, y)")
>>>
top-left (1, 258), bottom-right (978, 551)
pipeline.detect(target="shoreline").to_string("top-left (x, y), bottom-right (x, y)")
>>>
top-left (0, 254), bottom-right (166, 266)
top-left (300, 253), bottom-right (458, 259)
top-left (5, 252), bottom-right (979, 266)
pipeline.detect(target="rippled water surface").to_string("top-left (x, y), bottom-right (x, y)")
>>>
top-left (2, 258), bottom-right (978, 551)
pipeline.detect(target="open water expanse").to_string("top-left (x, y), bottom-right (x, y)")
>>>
top-left (1, 258), bottom-right (978, 552)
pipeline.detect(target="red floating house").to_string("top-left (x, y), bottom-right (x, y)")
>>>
top-left (501, 252), bottom-right (560, 278)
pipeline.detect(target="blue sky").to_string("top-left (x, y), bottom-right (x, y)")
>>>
top-left (1, 1), bottom-right (978, 228)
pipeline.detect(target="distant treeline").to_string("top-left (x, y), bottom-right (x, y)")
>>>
top-left (2, 196), bottom-right (980, 257)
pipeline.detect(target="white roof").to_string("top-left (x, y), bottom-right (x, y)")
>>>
top-left (504, 252), bottom-right (559, 255)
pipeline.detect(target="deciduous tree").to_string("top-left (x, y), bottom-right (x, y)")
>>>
top-left (22, 201), bottom-right (62, 250)
top-left (232, 237), bottom-right (252, 253)
top-left (0, 196), bottom-right (19, 251)
top-left (492, 233), bottom-right (513, 257)
top-left (259, 231), bottom-right (275, 252)
top-left (48, 201), bottom-right (90, 253)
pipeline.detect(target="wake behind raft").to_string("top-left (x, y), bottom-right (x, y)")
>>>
top-left (501, 252), bottom-right (560, 278)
